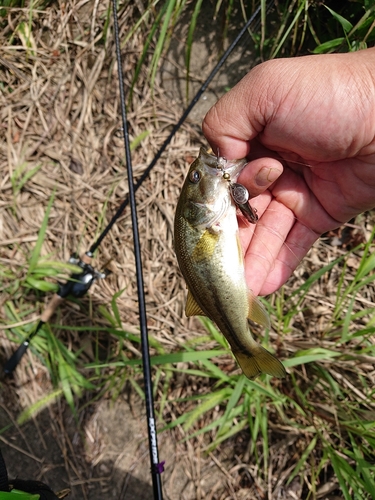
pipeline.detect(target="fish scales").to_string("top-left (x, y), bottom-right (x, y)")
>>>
top-left (174, 147), bottom-right (286, 380)
top-left (175, 202), bottom-right (249, 352)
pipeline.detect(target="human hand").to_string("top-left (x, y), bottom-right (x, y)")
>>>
top-left (202, 49), bottom-right (375, 296)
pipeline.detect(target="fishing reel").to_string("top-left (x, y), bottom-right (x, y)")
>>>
top-left (0, 483), bottom-right (68, 499)
top-left (4, 252), bottom-right (111, 374)
top-left (59, 252), bottom-right (111, 299)
top-left (0, 446), bottom-right (69, 499)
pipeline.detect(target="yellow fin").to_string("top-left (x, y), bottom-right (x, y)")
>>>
top-left (247, 289), bottom-right (271, 329)
top-left (185, 290), bottom-right (206, 317)
top-left (233, 344), bottom-right (286, 379)
top-left (191, 230), bottom-right (219, 263)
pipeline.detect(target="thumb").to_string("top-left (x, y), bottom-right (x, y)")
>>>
top-left (202, 64), bottom-right (272, 160)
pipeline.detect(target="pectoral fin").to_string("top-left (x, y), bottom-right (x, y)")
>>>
top-left (247, 289), bottom-right (271, 329)
top-left (233, 342), bottom-right (286, 379)
top-left (185, 290), bottom-right (206, 317)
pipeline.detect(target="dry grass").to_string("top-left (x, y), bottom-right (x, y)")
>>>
top-left (0, 1), bottom-right (375, 499)
top-left (0, 1), bottom-right (196, 343)
top-left (0, 2), bottom-right (219, 497)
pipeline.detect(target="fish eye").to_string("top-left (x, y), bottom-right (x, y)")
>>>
top-left (189, 170), bottom-right (201, 184)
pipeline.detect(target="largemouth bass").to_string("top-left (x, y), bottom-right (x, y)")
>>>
top-left (174, 148), bottom-right (286, 379)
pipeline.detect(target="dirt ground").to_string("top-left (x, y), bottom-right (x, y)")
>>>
top-left (0, 382), bottom-right (225, 499)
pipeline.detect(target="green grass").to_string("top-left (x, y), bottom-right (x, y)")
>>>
top-left (151, 230), bottom-right (375, 497)
top-left (98, 223), bottom-right (373, 498)
top-left (122, 0), bottom-right (375, 98)
top-left (21, 221), bottom-right (367, 495)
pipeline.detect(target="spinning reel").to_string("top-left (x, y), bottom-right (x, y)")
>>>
top-left (4, 252), bottom-right (110, 374)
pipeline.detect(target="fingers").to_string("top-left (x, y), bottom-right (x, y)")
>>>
top-left (238, 157), bottom-right (283, 198)
top-left (259, 219), bottom-right (319, 296)
top-left (202, 69), bottom-right (268, 159)
top-left (239, 197), bottom-right (295, 296)
top-left (238, 184), bottom-right (320, 297)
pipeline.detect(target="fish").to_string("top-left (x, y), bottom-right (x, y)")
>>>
top-left (174, 147), bottom-right (286, 379)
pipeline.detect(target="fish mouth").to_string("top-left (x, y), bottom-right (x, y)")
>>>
top-left (199, 147), bottom-right (247, 180)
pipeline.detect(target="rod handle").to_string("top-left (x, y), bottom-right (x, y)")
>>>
top-left (4, 342), bottom-right (29, 374)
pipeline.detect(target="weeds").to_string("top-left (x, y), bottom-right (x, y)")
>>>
top-left (125, 0), bottom-right (375, 96)
top-left (148, 225), bottom-right (375, 497)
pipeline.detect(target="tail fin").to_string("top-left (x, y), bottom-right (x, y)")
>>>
top-left (233, 343), bottom-right (286, 379)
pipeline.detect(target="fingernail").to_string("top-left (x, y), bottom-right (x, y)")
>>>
top-left (255, 167), bottom-right (280, 187)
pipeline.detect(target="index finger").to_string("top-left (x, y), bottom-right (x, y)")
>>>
top-left (202, 74), bottom-right (267, 159)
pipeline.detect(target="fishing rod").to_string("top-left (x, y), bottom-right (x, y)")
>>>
top-left (3, 2), bottom-right (271, 498)
top-left (4, 0), bottom-right (268, 373)
top-left (111, 1), bottom-right (165, 497)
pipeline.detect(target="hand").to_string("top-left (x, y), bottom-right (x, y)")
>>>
top-left (202, 48), bottom-right (375, 296)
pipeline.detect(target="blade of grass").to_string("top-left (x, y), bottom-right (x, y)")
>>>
top-left (287, 435), bottom-right (318, 485)
top-left (27, 191), bottom-right (55, 275)
top-left (185, 0), bottom-right (203, 101)
top-left (149, 0), bottom-right (177, 89)
top-left (284, 348), bottom-right (341, 368)
top-left (323, 5), bottom-right (353, 33)
top-left (183, 388), bottom-right (230, 431)
top-left (216, 374), bottom-right (246, 437)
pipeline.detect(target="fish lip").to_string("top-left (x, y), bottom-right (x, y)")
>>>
top-left (223, 159), bottom-right (248, 180)
top-left (199, 147), bottom-right (247, 180)
top-left (199, 147), bottom-right (219, 169)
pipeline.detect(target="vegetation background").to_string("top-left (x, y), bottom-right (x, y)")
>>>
top-left (0, 0), bottom-right (374, 498)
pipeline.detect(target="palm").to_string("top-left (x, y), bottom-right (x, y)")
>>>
top-left (239, 148), bottom-right (375, 296)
